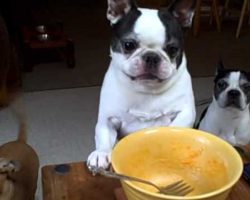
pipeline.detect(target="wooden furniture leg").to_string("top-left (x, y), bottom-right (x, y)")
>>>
top-left (236, 0), bottom-right (248, 38)
top-left (248, 0), bottom-right (250, 25)
top-left (193, 0), bottom-right (221, 36)
top-left (224, 0), bottom-right (230, 11)
top-left (212, 0), bottom-right (221, 32)
top-left (193, 0), bottom-right (202, 36)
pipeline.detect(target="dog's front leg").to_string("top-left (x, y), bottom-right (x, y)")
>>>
top-left (87, 117), bottom-right (120, 169)
top-left (169, 107), bottom-right (196, 128)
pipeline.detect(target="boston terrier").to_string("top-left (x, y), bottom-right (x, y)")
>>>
top-left (198, 61), bottom-right (250, 146)
top-left (87, 0), bottom-right (196, 169)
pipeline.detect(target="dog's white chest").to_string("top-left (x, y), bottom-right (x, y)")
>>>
top-left (199, 102), bottom-right (250, 145)
top-left (119, 108), bottom-right (178, 135)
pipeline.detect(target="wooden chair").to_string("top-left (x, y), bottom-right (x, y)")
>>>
top-left (193, 0), bottom-right (221, 36)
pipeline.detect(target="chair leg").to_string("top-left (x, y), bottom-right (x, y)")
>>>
top-left (212, 0), bottom-right (221, 32)
top-left (224, 0), bottom-right (230, 11)
top-left (236, 0), bottom-right (248, 38)
top-left (193, 0), bottom-right (202, 36)
top-left (221, 0), bottom-right (230, 21)
top-left (248, 0), bottom-right (250, 25)
top-left (209, 4), bottom-right (214, 25)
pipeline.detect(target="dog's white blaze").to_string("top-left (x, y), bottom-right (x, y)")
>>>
top-left (135, 9), bottom-right (165, 48)
top-left (228, 72), bottom-right (241, 88)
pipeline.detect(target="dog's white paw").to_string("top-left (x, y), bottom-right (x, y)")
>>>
top-left (87, 150), bottom-right (111, 170)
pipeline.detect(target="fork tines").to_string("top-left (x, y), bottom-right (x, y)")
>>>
top-left (162, 180), bottom-right (193, 196)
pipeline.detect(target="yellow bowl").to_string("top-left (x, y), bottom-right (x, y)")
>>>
top-left (111, 127), bottom-right (243, 200)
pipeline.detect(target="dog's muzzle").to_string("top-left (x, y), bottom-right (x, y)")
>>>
top-left (226, 89), bottom-right (242, 109)
top-left (142, 52), bottom-right (161, 70)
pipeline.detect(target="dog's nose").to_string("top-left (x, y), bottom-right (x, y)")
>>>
top-left (142, 52), bottom-right (161, 68)
top-left (228, 89), bottom-right (241, 98)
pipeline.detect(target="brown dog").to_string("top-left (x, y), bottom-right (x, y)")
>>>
top-left (0, 118), bottom-right (39, 200)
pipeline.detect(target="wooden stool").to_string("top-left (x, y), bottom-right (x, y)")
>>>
top-left (21, 25), bottom-right (75, 72)
top-left (193, 0), bottom-right (221, 36)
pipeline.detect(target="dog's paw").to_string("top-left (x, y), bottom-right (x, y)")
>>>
top-left (0, 158), bottom-right (20, 173)
top-left (87, 150), bottom-right (111, 170)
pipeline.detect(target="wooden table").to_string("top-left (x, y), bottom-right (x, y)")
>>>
top-left (42, 160), bottom-right (250, 200)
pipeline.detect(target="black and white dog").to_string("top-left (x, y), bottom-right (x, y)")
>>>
top-left (87, 0), bottom-right (196, 169)
top-left (198, 61), bottom-right (250, 146)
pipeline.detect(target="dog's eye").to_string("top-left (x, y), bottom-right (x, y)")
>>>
top-left (166, 46), bottom-right (179, 58)
top-left (242, 83), bottom-right (250, 91)
top-left (217, 80), bottom-right (228, 90)
top-left (122, 40), bottom-right (138, 53)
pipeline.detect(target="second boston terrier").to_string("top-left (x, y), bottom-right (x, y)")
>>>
top-left (88, 0), bottom-right (196, 169)
top-left (198, 61), bottom-right (250, 146)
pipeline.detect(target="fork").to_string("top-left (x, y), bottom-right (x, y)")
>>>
top-left (89, 166), bottom-right (193, 196)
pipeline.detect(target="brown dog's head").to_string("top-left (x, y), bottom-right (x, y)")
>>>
top-left (0, 158), bottom-right (20, 198)
top-left (0, 158), bottom-right (21, 174)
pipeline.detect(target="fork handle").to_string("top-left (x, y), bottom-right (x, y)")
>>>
top-left (98, 168), bottom-right (158, 189)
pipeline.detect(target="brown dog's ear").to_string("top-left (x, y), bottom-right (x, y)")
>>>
top-left (0, 158), bottom-right (20, 173)
top-left (107, 0), bottom-right (137, 24)
top-left (168, 0), bottom-right (196, 27)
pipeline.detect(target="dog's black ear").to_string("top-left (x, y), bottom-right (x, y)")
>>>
top-left (247, 72), bottom-right (250, 81)
top-left (216, 59), bottom-right (225, 74)
top-left (217, 59), bottom-right (225, 70)
top-left (214, 59), bottom-right (225, 83)
top-left (107, 0), bottom-right (137, 24)
top-left (168, 0), bottom-right (196, 27)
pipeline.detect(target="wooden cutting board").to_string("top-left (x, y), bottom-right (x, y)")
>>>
top-left (42, 146), bottom-right (250, 200)
top-left (42, 162), bottom-right (120, 200)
